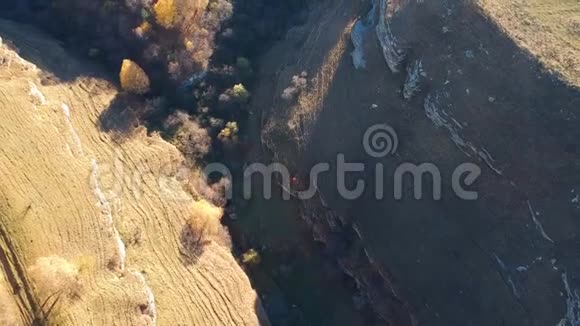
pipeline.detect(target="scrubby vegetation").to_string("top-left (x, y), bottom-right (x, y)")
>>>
top-left (282, 72), bottom-right (309, 101)
top-left (1, 0), bottom-right (309, 158)
top-left (180, 199), bottom-right (225, 258)
top-left (181, 168), bottom-right (231, 208)
top-left (32, 0), bottom-right (232, 89)
top-left (164, 111), bottom-right (212, 162)
top-left (2, 1), bottom-right (311, 261)
top-left (189, 199), bottom-right (224, 243)
top-left (2, 0), bottom-right (310, 154)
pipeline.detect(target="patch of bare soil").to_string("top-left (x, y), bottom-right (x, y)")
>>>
top-left (0, 20), bottom-right (268, 325)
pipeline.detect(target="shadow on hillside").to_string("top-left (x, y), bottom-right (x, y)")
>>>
top-left (0, 19), bottom-right (110, 83)
top-left (288, 1), bottom-right (579, 326)
top-left (254, 297), bottom-right (272, 326)
top-left (97, 93), bottom-right (146, 142)
top-left (177, 225), bottom-right (205, 266)
top-left (0, 18), bottom-right (147, 143)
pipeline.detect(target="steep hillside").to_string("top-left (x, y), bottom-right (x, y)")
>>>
top-left (247, 0), bottom-right (580, 324)
top-left (0, 20), bottom-right (267, 325)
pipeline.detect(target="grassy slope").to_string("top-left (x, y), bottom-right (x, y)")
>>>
top-left (0, 20), bottom-right (266, 325)
top-left (478, 0), bottom-right (580, 86)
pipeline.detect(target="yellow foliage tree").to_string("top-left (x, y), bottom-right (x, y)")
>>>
top-left (119, 59), bottom-right (150, 95)
top-left (180, 199), bottom-right (224, 259)
top-left (154, 0), bottom-right (177, 28)
top-left (232, 83), bottom-right (250, 101)
top-left (218, 121), bottom-right (239, 140)
top-left (188, 199), bottom-right (223, 244)
top-left (134, 21), bottom-right (152, 38)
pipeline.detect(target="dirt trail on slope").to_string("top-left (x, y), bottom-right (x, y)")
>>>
top-left (0, 20), bottom-right (268, 325)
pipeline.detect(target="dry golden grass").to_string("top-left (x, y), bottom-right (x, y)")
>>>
top-left (478, 0), bottom-right (580, 86)
top-left (0, 284), bottom-right (22, 326)
top-left (0, 19), bottom-right (267, 325)
top-left (28, 256), bottom-right (83, 301)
